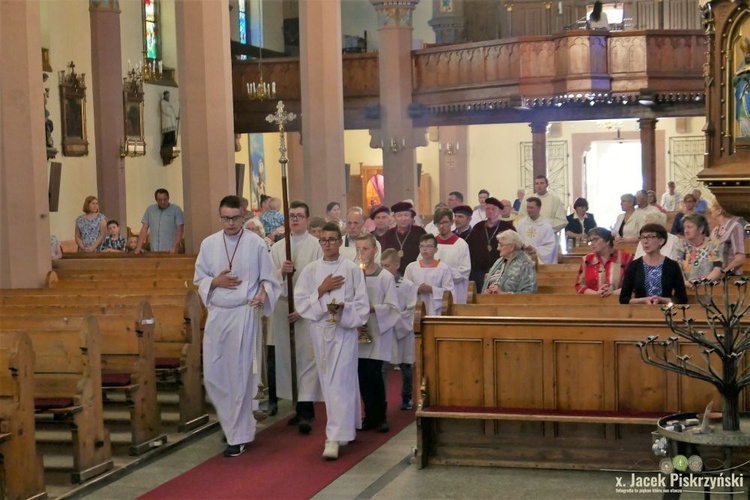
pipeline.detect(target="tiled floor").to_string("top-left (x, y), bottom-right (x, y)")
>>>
top-left (78, 414), bottom-right (721, 500)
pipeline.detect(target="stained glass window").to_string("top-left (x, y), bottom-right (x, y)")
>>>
top-left (144, 0), bottom-right (159, 60)
top-left (239, 0), bottom-right (247, 44)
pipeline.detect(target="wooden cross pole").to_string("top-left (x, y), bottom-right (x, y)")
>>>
top-left (266, 101), bottom-right (299, 405)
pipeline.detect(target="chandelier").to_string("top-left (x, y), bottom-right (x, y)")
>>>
top-left (246, 51), bottom-right (276, 101)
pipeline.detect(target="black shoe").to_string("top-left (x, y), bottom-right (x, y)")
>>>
top-left (360, 420), bottom-right (376, 431)
top-left (298, 419), bottom-right (312, 435)
top-left (223, 443), bottom-right (247, 457)
top-left (269, 402), bottom-right (278, 417)
top-left (377, 422), bottom-right (390, 433)
top-left (287, 414), bottom-right (301, 426)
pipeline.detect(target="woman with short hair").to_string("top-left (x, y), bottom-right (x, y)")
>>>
top-left (575, 227), bottom-right (633, 297)
top-left (674, 213), bottom-right (723, 288)
top-left (565, 197), bottom-right (597, 242)
top-left (613, 193), bottom-right (641, 244)
top-left (710, 202), bottom-right (747, 275)
top-left (75, 195), bottom-right (107, 252)
top-left (482, 230), bottom-right (537, 294)
top-left (619, 224), bottom-right (688, 304)
top-left (325, 201), bottom-right (344, 229)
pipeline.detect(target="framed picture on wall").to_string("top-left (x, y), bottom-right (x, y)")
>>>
top-left (249, 134), bottom-right (266, 210)
top-left (58, 61), bottom-right (89, 157)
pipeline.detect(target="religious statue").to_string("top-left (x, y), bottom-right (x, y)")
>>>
top-left (43, 73), bottom-right (57, 159)
top-left (733, 37), bottom-right (750, 137)
top-left (160, 90), bottom-right (178, 149)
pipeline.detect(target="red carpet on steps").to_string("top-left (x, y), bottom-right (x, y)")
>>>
top-left (140, 370), bottom-right (415, 500)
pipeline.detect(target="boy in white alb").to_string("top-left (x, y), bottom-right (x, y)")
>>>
top-left (294, 223), bottom-right (370, 460)
top-left (432, 207), bottom-right (471, 304)
top-left (355, 234), bottom-right (399, 432)
top-left (404, 234), bottom-right (454, 316)
top-left (381, 249), bottom-right (417, 410)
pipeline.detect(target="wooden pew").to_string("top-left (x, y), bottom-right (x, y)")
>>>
top-left (0, 331), bottom-right (46, 500)
top-left (9, 316), bottom-right (114, 483)
top-left (445, 302), bottom-right (668, 320)
top-left (414, 314), bottom-right (729, 470)
top-left (0, 291), bottom-right (208, 433)
top-left (0, 303), bottom-right (166, 456)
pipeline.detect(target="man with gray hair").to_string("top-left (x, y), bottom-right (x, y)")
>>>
top-left (341, 206), bottom-right (381, 262)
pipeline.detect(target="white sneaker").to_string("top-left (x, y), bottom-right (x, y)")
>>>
top-left (338, 440), bottom-right (349, 447)
top-left (322, 440), bottom-right (339, 460)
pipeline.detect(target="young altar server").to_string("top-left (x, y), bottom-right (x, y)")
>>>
top-left (432, 207), bottom-right (471, 304)
top-left (404, 233), bottom-right (454, 315)
top-left (269, 201), bottom-right (323, 434)
top-left (294, 222), bottom-right (370, 460)
top-left (354, 234), bottom-right (399, 433)
top-left (194, 195), bottom-right (280, 458)
top-left (381, 249), bottom-right (418, 410)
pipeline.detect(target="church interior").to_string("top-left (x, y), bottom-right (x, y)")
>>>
top-left (1, 0), bottom-right (749, 498)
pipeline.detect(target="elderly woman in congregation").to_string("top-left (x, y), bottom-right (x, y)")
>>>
top-left (619, 224), bottom-right (688, 305)
top-left (673, 213), bottom-right (723, 289)
top-left (482, 230), bottom-right (537, 295)
top-left (613, 193), bottom-right (642, 244)
top-left (574, 227), bottom-right (633, 297)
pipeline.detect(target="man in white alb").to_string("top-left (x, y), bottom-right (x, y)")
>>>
top-left (269, 201), bottom-right (323, 434)
top-left (517, 175), bottom-right (567, 232)
top-left (194, 195), bottom-right (280, 458)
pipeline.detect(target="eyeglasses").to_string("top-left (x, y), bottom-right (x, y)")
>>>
top-left (319, 238), bottom-right (341, 245)
top-left (419, 244), bottom-right (436, 249)
top-left (588, 237), bottom-right (601, 243)
top-left (289, 214), bottom-right (306, 221)
top-left (638, 234), bottom-right (661, 241)
top-left (219, 215), bottom-right (243, 223)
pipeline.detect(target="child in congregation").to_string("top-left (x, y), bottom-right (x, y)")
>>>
top-left (380, 249), bottom-right (417, 411)
top-left (404, 234), bottom-right (454, 315)
top-left (126, 234), bottom-right (140, 253)
top-left (101, 220), bottom-right (127, 252)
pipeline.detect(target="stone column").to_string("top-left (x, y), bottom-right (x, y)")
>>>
top-left (530, 121), bottom-right (548, 179)
top-left (0, 0), bottom-right (51, 288)
top-left (372, 0), bottom-right (420, 207)
top-left (299, 0), bottom-right (346, 216)
top-left (428, 0), bottom-right (466, 43)
top-left (175, 0), bottom-right (236, 252)
top-left (89, 0), bottom-right (127, 229)
top-left (437, 126), bottom-right (468, 202)
top-left (639, 118), bottom-right (657, 191)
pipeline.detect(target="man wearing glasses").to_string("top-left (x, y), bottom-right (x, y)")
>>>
top-left (269, 201), bottom-right (323, 434)
top-left (294, 223), bottom-right (369, 460)
top-left (194, 195), bottom-right (280, 458)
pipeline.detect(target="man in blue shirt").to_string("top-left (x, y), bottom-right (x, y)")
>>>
top-left (135, 188), bottom-right (185, 253)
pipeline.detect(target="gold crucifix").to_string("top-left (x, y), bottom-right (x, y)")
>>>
top-left (265, 101), bottom-right (296, 172)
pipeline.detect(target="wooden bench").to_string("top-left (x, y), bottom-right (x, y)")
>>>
top-left (414, 314), bottom-right (727, 470)
top-left (0, 331), bottom-right (46, 500)
top-left (13, 316), bottom-right (114, 483)
top-left (0, 303), bottom-right (167, 456)
top-left (0, 290), bottom-right (208, 433)
top-left (445, 301), bottom-right (669, 319)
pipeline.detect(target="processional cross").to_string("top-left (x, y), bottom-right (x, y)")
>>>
top-left (265, 101), bottom-right (301, 405)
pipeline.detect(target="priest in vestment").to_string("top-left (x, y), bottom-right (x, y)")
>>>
top-left (380, 201), bottom-right (427, 275)
top-left (433, 207), bottom-right (471, 304)
top-left (294, 223), bottom-right (370, 460)
top-left (466, 197), bottom-right (515, 292)
top-left (269, 201), bottom-right (323, 434)
top-left (516, 197), bottom-right (558, 265)
top-left (517, 175), bottom-right (567, 232)
top-left (405, 234), bottom-right (455, 315)
top-left (355, 234), bottom-right (399, 433)
top-left (194, 195), bottom-right (280, 458)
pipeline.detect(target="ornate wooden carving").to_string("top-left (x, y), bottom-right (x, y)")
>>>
top-left (698, 0), bottom-right (750, 219)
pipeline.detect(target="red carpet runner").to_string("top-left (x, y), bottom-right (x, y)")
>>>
top-left (140, 370), bottom-right (415, 499)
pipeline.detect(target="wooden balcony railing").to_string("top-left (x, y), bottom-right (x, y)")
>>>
top-left (233, 30), bottom-right (705, 132)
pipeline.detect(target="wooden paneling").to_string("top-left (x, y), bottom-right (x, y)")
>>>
top-left (435, 337), bottom-right (484, 406)
top-left (677, 343), bottom-right (725, 411)
top-left (494, 340), bottom-right (544, 408)
top-left (615, 341), bottom-right (671, 411)
top-left (554, 341), bottom-right (605, 410)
